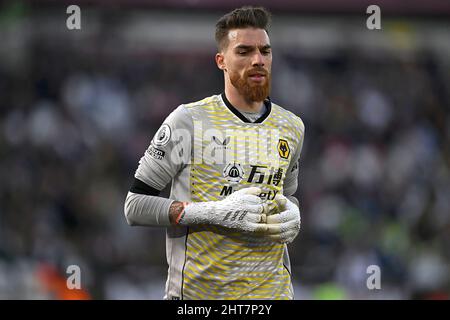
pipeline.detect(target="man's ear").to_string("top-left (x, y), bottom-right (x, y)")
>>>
top-left (215, 53), bottom-right (226, 72)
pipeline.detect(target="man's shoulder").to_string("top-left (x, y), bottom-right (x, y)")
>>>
top-left (166, 94), bottom-right (220, 126)
top-left (271, 102), bottom-right (305, 133)
top-left (182, 94), bottom-right (221, 111)
top-left (167, 94), bottom-right (219, 120)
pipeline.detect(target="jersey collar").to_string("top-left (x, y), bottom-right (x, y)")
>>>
top-left (221, 92), bottom-right (272, 124)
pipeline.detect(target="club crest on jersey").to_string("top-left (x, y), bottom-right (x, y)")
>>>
top-left (223, 162), bottom-right (244, 184)
top-left (152, 124), bottom-right (171, 147)
top-left (277, 139), bottom-right (290, 159)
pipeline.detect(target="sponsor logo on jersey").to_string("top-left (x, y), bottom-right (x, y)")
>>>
top-left (147, 145), bottom-right (165, 160)
top-left (219, 185), bottom-right (279, 201)
top-left (152, 124), bottom-right (171, 147)
top-left (223, 162), bottom-right (244, 184)
top-left (212, 136), bottom-right (231, 149)
top-left (220, 164), bottom-right (285, 199)
top-left (247, 165), bottom-right (284, 186)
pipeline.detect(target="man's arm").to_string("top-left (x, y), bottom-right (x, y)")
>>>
top-left (124, 190), bottom-right (184, 226)
top-left (126, 185), bottom-right (280, 232)
top-left (124, 191), bottom-right (174, 226)
top-left (168, 201), bottom-right (186, 225)
top-left (124, 105), bottom-right (192, 227)
top-left (124, 105), bottom-right (282, 231)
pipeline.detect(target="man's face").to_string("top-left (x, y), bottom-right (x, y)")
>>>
top-left (217, 28), bottom-right (272, 102)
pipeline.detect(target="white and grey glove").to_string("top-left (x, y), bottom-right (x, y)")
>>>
top-left (176, 187), bottom-right (283, 233)
top-left (265, 195), bottom-right (301, 244)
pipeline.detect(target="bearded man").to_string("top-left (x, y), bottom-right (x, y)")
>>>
top-left (124, 6), bottom-right (305, 300)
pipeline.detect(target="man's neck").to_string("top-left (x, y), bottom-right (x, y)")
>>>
top-left (224, 85), bottom-right (264, 113)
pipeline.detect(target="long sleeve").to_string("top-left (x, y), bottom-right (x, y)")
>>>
top-left (124, 105), bottom-right (193, 226)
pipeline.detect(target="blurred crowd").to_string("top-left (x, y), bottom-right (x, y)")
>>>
top-left (0, 9), bottom-right (449, 299)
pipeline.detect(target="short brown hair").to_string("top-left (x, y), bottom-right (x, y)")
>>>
top-left (215, 6), bottom-right (271, 51)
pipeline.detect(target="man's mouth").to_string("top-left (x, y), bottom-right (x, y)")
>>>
top-left (248, 73), bottom-right (266, 82)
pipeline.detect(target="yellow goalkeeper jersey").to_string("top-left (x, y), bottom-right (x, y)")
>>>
top-left (135, 93), bottom-right (305, 300)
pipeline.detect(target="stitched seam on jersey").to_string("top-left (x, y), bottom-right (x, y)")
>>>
top-left (180, 227), bottom-right (189, 300)
top-left (283, 262), bottom-right (292, 277)
top-left (178, 104), bottom-right (195, 160)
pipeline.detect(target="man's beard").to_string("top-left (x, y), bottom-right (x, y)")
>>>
top-left (230, 68), bottom-right (271, 102)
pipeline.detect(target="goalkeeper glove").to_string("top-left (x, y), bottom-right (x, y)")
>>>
top-left (176, 187), bottom-right (284, 233)
top-left (265, 195), bottom-right (301, 244)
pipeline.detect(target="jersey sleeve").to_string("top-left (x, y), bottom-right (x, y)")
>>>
top-left (134, 105), bottom-right (193, 191)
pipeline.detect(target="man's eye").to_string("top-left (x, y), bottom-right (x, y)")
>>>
top-left (237, 51), bottom-right (247, 55)
top-left (262, 50), bottom-right (271, 55)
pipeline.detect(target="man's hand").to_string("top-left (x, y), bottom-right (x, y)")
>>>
top-left (264, 195), bottom-right (301, 244)
top-left (175, 187), bottom-right (285, 233)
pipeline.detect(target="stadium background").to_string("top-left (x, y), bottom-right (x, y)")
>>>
top-left (0, 0), bottom-right (449, 299)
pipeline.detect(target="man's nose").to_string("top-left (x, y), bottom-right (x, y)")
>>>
top-left (252, 51), bottom-right (264, 67)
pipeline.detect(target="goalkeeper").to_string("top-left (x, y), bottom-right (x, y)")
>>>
top-left (124, 6), bottom-right (305, 300)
